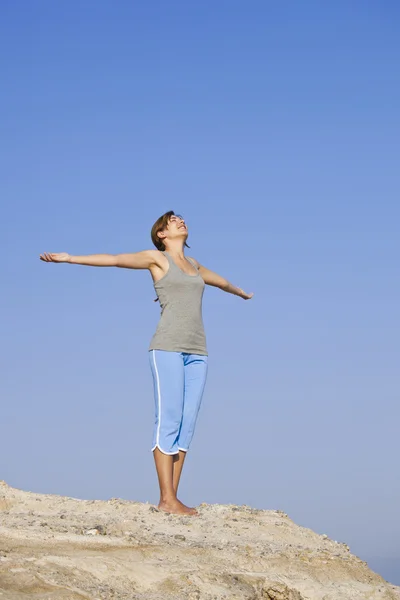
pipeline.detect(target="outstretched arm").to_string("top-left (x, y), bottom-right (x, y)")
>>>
top-left (39, 250), bottom-right (160, 269)
top-left (190, 257), bottom-right (253, 300)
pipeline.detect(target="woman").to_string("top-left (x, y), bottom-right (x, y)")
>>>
top-left (40, 210), bottom-right (253, 516)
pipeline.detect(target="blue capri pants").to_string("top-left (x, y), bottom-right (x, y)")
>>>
top-left (149, 350), bottom-right (208, 455)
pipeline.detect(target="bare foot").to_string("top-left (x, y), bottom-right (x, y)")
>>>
top-left (158, 498), bottom-right (199, 516)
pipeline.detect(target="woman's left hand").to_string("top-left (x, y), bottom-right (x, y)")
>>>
top-left (239, 289), bottom-right (254, 300)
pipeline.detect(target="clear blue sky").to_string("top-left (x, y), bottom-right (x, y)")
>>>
top-left (1, 0), bottom-right (399, 586)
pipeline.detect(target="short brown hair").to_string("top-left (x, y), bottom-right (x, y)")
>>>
top-left (151, 210), bottom-right (190, 251)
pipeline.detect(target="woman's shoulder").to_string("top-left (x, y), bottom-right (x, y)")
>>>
top-left (187, 256), bottom-right (201, 268)
top-left (145, 249), bottom-right (167, 264)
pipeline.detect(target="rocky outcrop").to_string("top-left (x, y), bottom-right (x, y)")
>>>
top-left (0, 480), bottom-right (398, 599)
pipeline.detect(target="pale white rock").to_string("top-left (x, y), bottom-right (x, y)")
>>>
top-left (84, 528), bottom-right (100, 536)
top-left (0, 480), bottom-right (398, 600)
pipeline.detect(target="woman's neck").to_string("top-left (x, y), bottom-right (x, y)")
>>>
top-left (164, 242), bottom-right (185, 259)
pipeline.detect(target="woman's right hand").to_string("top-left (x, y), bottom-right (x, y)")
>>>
top-left (39, 252), bottom-right (71, 263)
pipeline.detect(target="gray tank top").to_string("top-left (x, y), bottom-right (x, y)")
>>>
top-left (149, 251), bottom-right (207, 355)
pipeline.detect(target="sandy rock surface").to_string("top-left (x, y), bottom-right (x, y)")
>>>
top-left (0, 480), bottom-right (398, 600)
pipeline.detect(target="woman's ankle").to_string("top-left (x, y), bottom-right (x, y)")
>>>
top-left (159, 493), bottom-right (177, 504)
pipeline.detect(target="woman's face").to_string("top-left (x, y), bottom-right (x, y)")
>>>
top-left (166, 214), bottom-right (188, 238)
